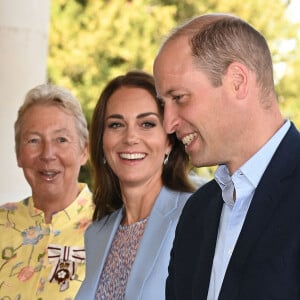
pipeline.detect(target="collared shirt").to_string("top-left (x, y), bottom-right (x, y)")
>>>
top-left (0, 183), bottom-right (93, 300)
top-left (207, 120), bottom-right (290, 300)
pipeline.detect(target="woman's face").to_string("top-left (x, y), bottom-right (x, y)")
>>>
top-left (103, 86), bottom-right (172, 187)
top-left (17, 104), bottom-right (88, 200)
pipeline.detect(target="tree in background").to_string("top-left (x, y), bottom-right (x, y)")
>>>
top-left (48, 0), bottom-right (177, 120)
top-left (48, 0), bottom-right (300, 183)
top-left (277, 32), bottom-right (300, 126)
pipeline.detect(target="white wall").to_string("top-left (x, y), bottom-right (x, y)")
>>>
top-left (0, 0), bottom-right (50, 203)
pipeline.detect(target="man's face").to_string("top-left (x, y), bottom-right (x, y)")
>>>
top-left (154, 37), bottom-right (235, 168)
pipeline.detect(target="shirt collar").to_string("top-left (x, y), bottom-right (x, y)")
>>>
top-left (239, 120), bottom-right (290, 188)
top-left (29, 183), bottom-right (93, 222)
top-left (215, 120), bottom-right (290, 202)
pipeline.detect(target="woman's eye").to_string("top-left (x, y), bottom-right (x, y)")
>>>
top-left (27, 138), bottom-right (39, 144)
top-left (57, 137), bottom-right (68, 143)
top-left (142, 121), bottom-right (156, 128)
top-left (108, 122), bottom-right (122, 129)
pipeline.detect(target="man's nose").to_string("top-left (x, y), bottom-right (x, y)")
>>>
top-left (163, 102), bottom-right (179, 134)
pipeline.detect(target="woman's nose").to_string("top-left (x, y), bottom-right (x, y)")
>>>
top-left (40, 141), bottom-right (56, 161)
top-left (123, 126), bottom-right (139, 145)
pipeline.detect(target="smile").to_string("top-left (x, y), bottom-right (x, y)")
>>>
top-left (182, 133), bottom-right (197, 147)
top-left (119, 153), bottom-right (146, 160)
top-left (39, 170), bottom-right (59, 180)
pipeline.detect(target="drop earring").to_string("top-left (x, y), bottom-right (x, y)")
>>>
top-left (163, 153), bottom-right (169, 165)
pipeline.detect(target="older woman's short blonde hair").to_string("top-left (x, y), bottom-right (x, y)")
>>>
top-left (14, 83), bottom-right (89, 156)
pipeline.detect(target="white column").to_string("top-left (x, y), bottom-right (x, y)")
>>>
top-left (0, 0), bottom-right (50, 203)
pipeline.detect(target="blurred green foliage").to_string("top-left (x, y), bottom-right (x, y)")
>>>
top-left (48, 0), bottom-right (300, 185)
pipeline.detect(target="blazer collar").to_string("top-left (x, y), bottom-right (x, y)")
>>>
top-left (192, 182), bottom-right (224, 299)
top-left (126, 186), bottom-right (181, 298)
top-left (84, 209), bottom-right (123, 297)
top-left (219, 123), bottom-right (300, 299)
top-left (85, 186), bottom-right (183, 298)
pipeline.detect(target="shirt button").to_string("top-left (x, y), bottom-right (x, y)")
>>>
top-left (228, 248), bottom-right (233, 255)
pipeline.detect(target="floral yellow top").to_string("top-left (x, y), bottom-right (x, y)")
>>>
top-left (0, 183), bottom-right (93, 300)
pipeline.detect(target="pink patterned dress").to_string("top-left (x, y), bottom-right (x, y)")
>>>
top-left (95, 217), bottom-right (148, 300)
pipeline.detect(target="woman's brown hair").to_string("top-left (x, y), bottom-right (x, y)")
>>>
top-left (90, 70), bottom-right (195, 221)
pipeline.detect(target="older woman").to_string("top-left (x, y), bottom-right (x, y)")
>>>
top-left (76, 71), bottom-right (196, 300)
top-left (0, 84), bottom-right (93, 299)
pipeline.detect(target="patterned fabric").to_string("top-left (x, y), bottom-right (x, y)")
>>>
top-left (0, 183), bottom-right (93, 300)
top-left (95, 218), bottom-right (148, 300)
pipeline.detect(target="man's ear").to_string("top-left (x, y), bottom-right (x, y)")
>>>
top-left (227, 62), bottom-right (249, 99)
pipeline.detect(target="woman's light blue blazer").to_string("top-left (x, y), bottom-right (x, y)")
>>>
top-left (75, 186), bottom-right (192, 300)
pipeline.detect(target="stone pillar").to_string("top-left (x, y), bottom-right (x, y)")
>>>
top-left (0, 0), bottom-right (50, 203)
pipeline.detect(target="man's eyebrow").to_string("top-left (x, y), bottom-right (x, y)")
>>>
top-left (156, 88), bottom-right (178, 104)
top-left (166, 88), bottom-right (177, 95)
top-left (160, 88), bottom-right (178, 98)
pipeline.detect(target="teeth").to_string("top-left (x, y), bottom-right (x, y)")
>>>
top-left (182, 133), bottom-right (197, 146)
top-left (44, 171), bottom-right (56, 175)
top-left (41, 171), bottom-right (57, 177)
top-left (119, 153), bottom-right (146, 160)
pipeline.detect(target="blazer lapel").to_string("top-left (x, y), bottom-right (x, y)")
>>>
top-left (219, 123), bottom-right (300, 299)
top-left (192, 184), bottom-right (224, 299)
top-left (125, 187), bottom-right (180, 299)
top-left (219, 178), bottom-right (283, 299)
top-left (84, 210), bottom-right (123, 296)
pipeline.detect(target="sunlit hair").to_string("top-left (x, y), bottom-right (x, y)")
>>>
top-left (90, 70), bottom-right (195, 221)
top-left (14, 83), bottom-right (88, 156)
top-left (162, 13), bottom-right (275, 99)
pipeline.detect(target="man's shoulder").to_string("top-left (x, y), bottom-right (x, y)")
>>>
top-left (182, 179), bottom-right (221, 213)
top-left (189, 179), bottom-right (220, 200)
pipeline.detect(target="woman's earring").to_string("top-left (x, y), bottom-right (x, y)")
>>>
top-left (163, 153), bottom-right (169, 165)
top-left (103, 157), bottom-right (107, 164)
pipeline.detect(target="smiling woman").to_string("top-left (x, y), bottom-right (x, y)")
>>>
top-left (103, 86), bottom-right (170, 189)
top-left (0, 84), bottom-right (94, 300)
top-left (17, 105), bottom-right (87, 218)
top-left (75, 71), bottom-right (197, 300)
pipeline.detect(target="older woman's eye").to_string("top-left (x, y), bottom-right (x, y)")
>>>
top-left (57, 137), bottom-right (68, 143)
top-left (27, 138), bottom-right (39, 144)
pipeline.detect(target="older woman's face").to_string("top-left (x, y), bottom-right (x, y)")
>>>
top-left (103, 86), bottom-right (172, 187)
top-left (17, 104), bottom-right (88, 199)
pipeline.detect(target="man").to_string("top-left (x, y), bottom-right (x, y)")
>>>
top-left (154, 13), bottom-right (300, 300)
